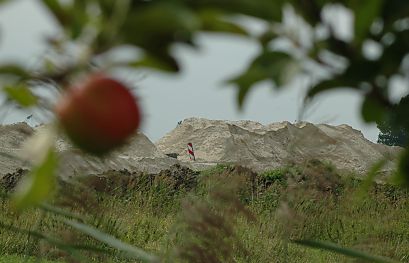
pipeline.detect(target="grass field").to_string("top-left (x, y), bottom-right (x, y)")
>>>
top-left (1, 160), bottom-right (409, 262)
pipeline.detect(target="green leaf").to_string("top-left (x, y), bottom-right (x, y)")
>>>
top-left (228, 51), bottom-right (295, 108)
top-left (307, 78), bottom-right (357, 98)
top-left (189, 0), bottom-right (284, 22)
top-left (293, 239), bottom-right (399, 263)
top-left (41, 0), bottom-right (88, 39)
top-left (355, 158), bottom-right (387, 200)
top-left (382, 0), bottom-right (409, 29)
top-left (39, 203), bottom-right (84, 221)
top-left (198, 10), bottom-right (248, 35)
top-left (3, 85), bottom-right (38, 107)
top-left (41, 0), bottom-right (70, 27)
top-left (12, 150), bottom-right (58, 210)
top-left (63, 219), bottom-right (159, 263)
top-left (392, 149), bottom-right (409, 187)
top-left (128, 53), bottom-right (179, 73)
top-left (68, 1), bottom-right (89, 39)
top-left (348, 0), bottom-right (384, 44)
top-left (259, 29), bottom-right (277, 48)
top-left (361, 96), bottom-right (386, 123)
top-left (308, 56), bottom-right (383, 99)
top-left (122, 3), bottom-right (200, 49)
top-left (290, 0), bottom-right (325, 25)
top-left (0, 64), bottom-right (30, 79)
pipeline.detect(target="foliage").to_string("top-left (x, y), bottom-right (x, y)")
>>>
top-left (377, 95), bottom-right (409, 147)
top-left (259, 168), bottom-right (288, 186)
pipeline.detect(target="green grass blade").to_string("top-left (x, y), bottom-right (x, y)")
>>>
top-left (0, 221), bottom-right (111, 254)
top-left (355, 158), bottom-right (387, 200)
top-left (292, 239), bottom-right (399, 263)
top-left (12, 150), bottom-right (58, 210)
top-left (0, 221), bottom-right (94, 261)
top-left (63, 219), bottom-right (160, 263)
top-left (39, 203), bottom-right (84, 221)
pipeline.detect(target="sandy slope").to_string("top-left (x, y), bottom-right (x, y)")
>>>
top-left (156, 118), bottom-right (401, 174)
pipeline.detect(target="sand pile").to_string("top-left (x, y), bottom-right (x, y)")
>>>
top-left (156, 118), bottom-right (401, 174)
top-left (0, 123), bottom-right (33, 175)
top-left (56, 131), bottom-right (178, 177)
top-left (0, 123), bottom-right (177, 179)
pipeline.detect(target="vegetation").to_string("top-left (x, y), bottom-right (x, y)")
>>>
top-left (1, 162), bottom-right (409, 262)
top-left (377, 95), bottom-right (409, 147)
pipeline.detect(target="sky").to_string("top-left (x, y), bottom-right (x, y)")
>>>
top-left (0, 0), bottom-right (386, 142)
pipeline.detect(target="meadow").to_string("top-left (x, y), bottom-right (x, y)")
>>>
top-left (1, 160), bottom-right (408, 262)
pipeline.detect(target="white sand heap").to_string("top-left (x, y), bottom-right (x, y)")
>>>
top-left (56, 132), bottom-right (177, 177)
top-left (0, 123), bottom-right (177, 178)
top-left (0, 123), bottom-right (33, 175)
top-left (156, 118), bottom-right (402, 174)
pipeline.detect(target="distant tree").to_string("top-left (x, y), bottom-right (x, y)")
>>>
top-left (377, 95), bottom-right (409, 147)
top-left (377, 121), bottom-right (408, 147)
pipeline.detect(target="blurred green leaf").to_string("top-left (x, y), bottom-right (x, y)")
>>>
top-left (392, 149), bottom-right (409, 187)
top-left (198, 10), bottom-right (248, 35)
top-left (12, 150), bottom-right (58, 210)
top-left (122, 3), bottom-right (200, 51)
top-left (307, 56), bottom-right (382, 99)
top-left (3, 85), bottom-right (38, 107)
top-left (69, 0), bottom-right (89, 39)
top-left (380, 29), bottom-right (409, 77)
top-left (228, 51), bottom-right (295, 108)
top-left (382, 1), bottom-right (409, 29)
top-left (290, 0), bottom-right (324, 25)
top-left (307, 78), bottom-right (355, 98)
top-left (41, 0), bottom-right (88, 39)
top-left (40, 203), bottom-right (84, 221)
top-left (348, 0), bottom-right (384, 45)
top-left (189, 0), bottom-right (284, 21)
top-left (0, 64), bottom-right (30, 79)
top-left (293, 239), bottom-right (398, 263)
top-left (259, 29), bottom-right (277, 48)
top-left (128, 53), bottom-right (180, 73)
top-left (355, 158), bottom-right (387, 200)
top-left (361, 96), bottom-right (386, 123)
top-left (64, 219), bottom-right (159, 263)
top-left (41, 0), bottom-right (70, 27)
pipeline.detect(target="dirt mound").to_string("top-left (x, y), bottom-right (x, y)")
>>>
top-left (0, 168), bottom-right (28, 192)
top-left (75, 164), bottom-right (199, 194)
top-left (156, 118), bottom-right (401, 175)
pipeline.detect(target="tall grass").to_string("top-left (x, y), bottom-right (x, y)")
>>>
top-left (1, 160), bottom-right (409, 262)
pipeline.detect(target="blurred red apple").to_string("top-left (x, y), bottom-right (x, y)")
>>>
top-left (56, 73), bottom-right (141, 154)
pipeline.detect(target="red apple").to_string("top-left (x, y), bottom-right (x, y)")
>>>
top-left (55, 73), bottom-right (141, 154)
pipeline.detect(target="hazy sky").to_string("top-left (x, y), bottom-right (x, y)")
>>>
top-left (0, 0), bottom-right (384, 142)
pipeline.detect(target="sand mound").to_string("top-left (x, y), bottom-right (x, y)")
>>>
top-left (56, 131), bottom-right (177, 177)
top-left (156, 118), bottom-right (401, 174)
top-left (0, 123), bottom-right (177, 179)
top-left (0, 123), bottom-right (33, 175)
